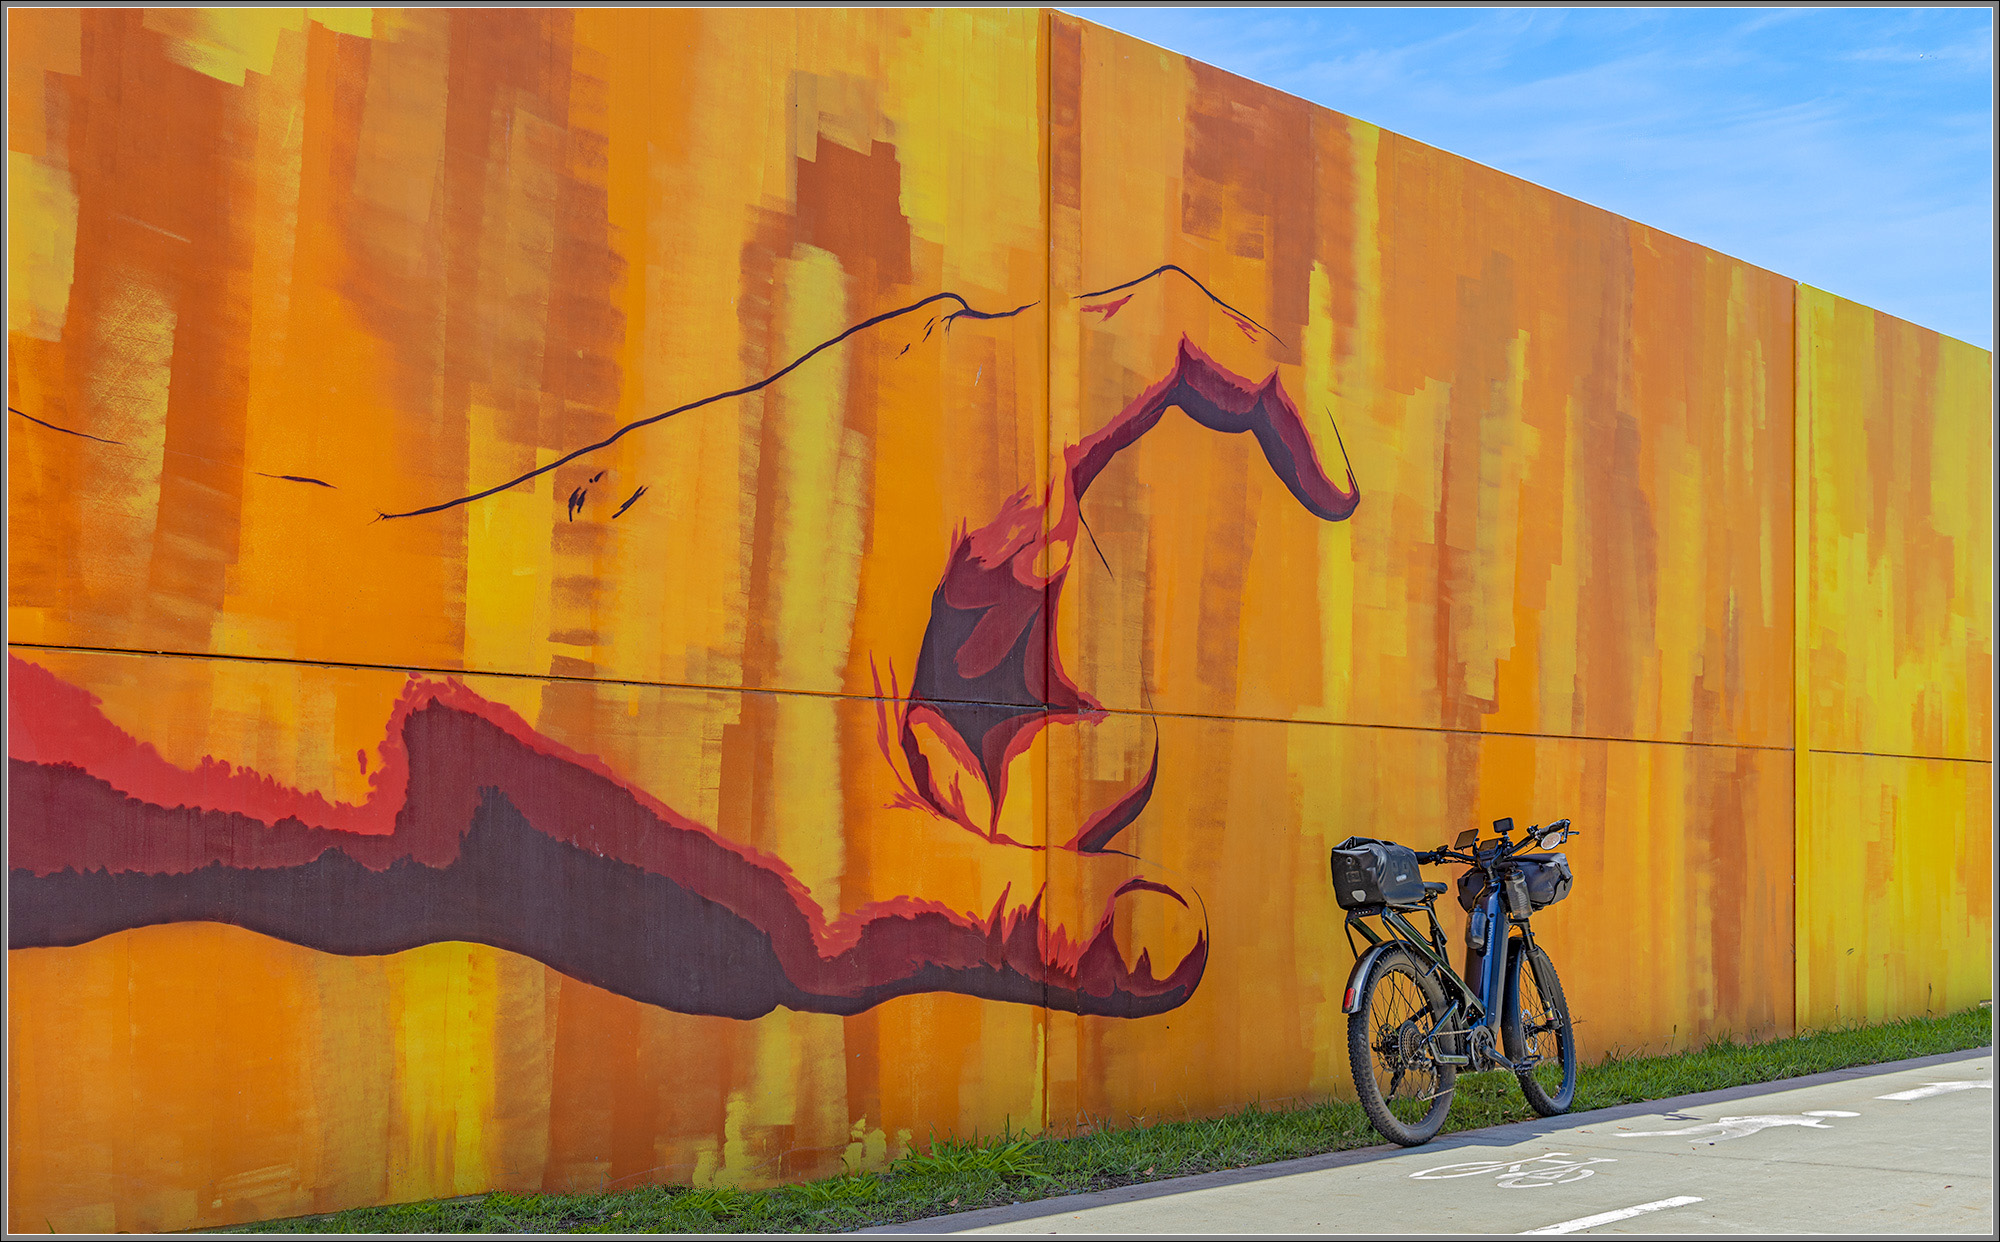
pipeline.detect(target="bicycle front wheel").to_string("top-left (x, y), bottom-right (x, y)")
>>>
top-left (1346, 945), bottom-right (1457, 1146)
top-left (1504, 941), bottom-right (1577, 1116)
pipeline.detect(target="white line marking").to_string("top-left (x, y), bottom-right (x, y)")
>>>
top-left (1876, 1080), bottom-right (1993, 1101)
top-left (1613, 1112), bottom-right (1854, 1140)
top-left (1521, 1195), bottom-right (1704, 1235)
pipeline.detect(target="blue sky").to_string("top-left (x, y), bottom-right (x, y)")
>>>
top-left (1067, 6), bottom-right (1994, 349)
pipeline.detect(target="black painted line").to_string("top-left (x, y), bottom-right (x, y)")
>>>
top-left (9, 406), bottom-right (124, 445)
top-left (377, 292), bottom-right (1037, 521)
top-left (611, 485), bottom-right (648, 519)
top-left (1076, 264), bottom-right (1284, 345)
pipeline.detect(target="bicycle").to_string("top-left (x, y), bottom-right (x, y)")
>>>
top-left (1331, 816), bottom-right (1582, 1146)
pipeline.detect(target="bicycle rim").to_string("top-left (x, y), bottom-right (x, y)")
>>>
top-left (1512, 949), bottom-right (1576, 1112)
top-left (1351, 956), bottom-right (1453, 1142)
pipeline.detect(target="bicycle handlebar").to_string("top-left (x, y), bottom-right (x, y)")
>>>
top-left (1416, 819), bottom-right (1582, 870)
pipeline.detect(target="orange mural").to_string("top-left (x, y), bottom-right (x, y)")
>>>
top-left (6, 8), bottom-right (1991, 1234)
top-left (1795, 287), bottom-right (1994, 1030)
top-left (1041, 12), bottom-right (1806, 1131)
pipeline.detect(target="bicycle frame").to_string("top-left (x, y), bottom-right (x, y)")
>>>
top-left (1338, 817), bottom-right (1580, 1140)
top-left (1339, 833), bottom-right (1556, 1068)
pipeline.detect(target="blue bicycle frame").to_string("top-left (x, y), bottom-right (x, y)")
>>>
top-left (1338, 848), bottom-right (1541, 1067)
top-left (1470, 886), bottom-right (1510, 1024)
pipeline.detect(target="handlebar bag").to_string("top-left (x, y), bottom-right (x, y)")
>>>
top-left (1515, 853), bottom-right (1573, 909)
top-left (1330, 837), bottom-right (1426, 909)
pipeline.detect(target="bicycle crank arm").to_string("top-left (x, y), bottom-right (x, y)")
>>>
top-left (1428, 1031), bottom-right (1471, 1065)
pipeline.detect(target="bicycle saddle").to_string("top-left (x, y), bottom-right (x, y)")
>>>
top-left (1389, 880), bottom-right (1450, 908)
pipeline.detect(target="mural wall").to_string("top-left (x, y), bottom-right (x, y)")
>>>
top-left (7, 9), bottom-right (1990, 1232)
top-left (1795, 286), bottom-right (1993, 1028)
top-left (1041, 17), bottom-right (1803, 1130)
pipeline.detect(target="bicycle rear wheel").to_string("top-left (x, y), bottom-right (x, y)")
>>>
top-left (1346, 946), bottom-right (1457, 1146)
top-left (1504, 941), bottom-right (1577, 1116)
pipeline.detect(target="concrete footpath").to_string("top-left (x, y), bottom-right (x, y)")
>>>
top-left (862, 1047), bottom-right (1992, 1236)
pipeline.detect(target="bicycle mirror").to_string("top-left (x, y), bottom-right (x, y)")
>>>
top-left (1454, 827), bottom-right (1477, 849)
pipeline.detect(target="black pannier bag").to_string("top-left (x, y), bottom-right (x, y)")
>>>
top-left (1456, 866), bottom-right (1487, 912)
top-left (1514, 853), bottom-right (1573, 909)
top-left (1330, 837), bottom-right (1427, 909)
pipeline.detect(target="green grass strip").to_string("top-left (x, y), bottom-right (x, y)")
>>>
top-left (231, 1003), bottom-right (1992, 1234)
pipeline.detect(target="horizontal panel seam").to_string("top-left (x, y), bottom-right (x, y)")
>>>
top-left (5, 640), bottom-right (1848, 755)
top-left (1088, 707), bottom-right (1800, 752)
top-left (1804, 747), bottom-right (1993, 766)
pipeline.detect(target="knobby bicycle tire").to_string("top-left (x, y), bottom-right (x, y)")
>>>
top-left (1504, 941), bottom-right (1577, 1116)
top-left (1346, 945), bottom-right (1457, 1146)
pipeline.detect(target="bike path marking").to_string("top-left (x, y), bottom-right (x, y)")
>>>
top-left (1519, 1195), bottom-right (1703, 1235)
top-left (1876, 1080), bottom-right (1993, 1101)
top-left (1409, 1152), bottom-right (1612, 1187)
top-left (1611, 1110), bottom-right (1856, 1142)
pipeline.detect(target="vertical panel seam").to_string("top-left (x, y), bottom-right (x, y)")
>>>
top-left (1038, 4), bottom-right (1055, 1143)
top-left (1793, 284), bottom-right (1811, 1033)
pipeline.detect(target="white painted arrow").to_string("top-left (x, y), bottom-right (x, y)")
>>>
top-left (1613, 1111), bottom-right (1856, 1141)
top-left (1875, 1080), bottom-right (1994, 1101)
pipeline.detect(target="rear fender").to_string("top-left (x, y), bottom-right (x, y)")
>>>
top-left (1340, 939), bottom-right (1410, 1014)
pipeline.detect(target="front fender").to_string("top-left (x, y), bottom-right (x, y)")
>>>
top-left (1340, 937), bottom-right (1409, 1014)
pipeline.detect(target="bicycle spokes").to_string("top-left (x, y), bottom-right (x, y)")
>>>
top-left (1365, 975), bottom-right (1446, 1121)
top-left (1517, 970), bottom-right (1565, 1086)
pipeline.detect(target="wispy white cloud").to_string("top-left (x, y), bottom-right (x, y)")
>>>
top-left (1840, 36), bottom-right (1992, 71)
top-left (1736, 9), bottom-right (1818, 37)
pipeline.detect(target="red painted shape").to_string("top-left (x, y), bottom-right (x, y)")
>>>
top-left (891, 337), bottom-right (1360, 843)
top-left (9, 657), bottom-right (1206, 1012)
top-left (9, 656), bottom-right (403, 837)
top-left (1065, 742), bottom-right (1160, 854)
top-left (1081, 293), bottom-right (1134, 320)
top-left (5, 654), bottom-right (813, 901)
